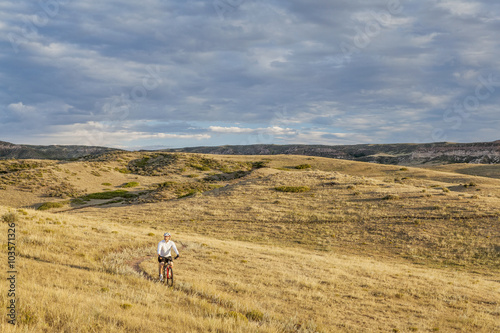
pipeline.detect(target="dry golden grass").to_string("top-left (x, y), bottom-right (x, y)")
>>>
top-left (1, 153), bottom-right (499, 332)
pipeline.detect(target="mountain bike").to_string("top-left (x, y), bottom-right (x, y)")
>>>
top-left (161, 256), bottom-right (176, 287)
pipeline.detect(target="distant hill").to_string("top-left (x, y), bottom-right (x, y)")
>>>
top-left (0, 141), bottom-right (121, 160)
top-left (161, 141), bottom-right (500, 165)
top-left (2, 139), bottom-right (500, 165)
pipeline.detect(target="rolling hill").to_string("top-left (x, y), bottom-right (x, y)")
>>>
top-left (0, 140), bottom-right (120, 160)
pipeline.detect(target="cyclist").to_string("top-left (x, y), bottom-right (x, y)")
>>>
top-left (157, 232), bottom-right (179, 281)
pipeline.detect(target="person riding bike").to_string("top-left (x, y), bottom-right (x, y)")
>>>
top-left (157, 232), bottom-right (179, 281)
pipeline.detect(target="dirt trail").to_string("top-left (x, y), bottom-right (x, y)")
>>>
top-left (127, 255), bottom-right (156, 281)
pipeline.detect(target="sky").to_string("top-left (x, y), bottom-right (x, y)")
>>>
top-left (1, 0), bottom-right (500, 149)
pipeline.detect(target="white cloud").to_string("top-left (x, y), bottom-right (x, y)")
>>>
top-left (7, 102), bottom-right (35, 115)
top-left (209, 126), bottom-right (254, 134)
top-left (209, 126), bottom-right (296, 135)
top-left (40, 121), bottom-right (210, 146)
top-left (436, 0), bottom-right (482, 17)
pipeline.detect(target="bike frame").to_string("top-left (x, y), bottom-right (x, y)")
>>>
top-left (161, 258), bottom-right (174, 286)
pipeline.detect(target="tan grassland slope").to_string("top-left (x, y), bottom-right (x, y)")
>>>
top-left (0, 152), bottom-right (499, 332)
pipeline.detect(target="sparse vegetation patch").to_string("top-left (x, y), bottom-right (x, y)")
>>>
top-left (158, 181), bottom-right (216, 199)
top-left (45, 182), bottom-right (83, 198)
top-left (127, 153), bottom-right (180, 175)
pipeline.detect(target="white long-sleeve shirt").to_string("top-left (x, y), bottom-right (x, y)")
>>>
top-left (157, 240), bottom-right (179, 257)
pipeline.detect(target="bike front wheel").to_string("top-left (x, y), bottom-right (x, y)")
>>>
top-left (166, 266), bottom-right (174, 287)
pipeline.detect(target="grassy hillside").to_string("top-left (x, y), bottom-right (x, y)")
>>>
top-left (1, 152), bottom-right (499, 332)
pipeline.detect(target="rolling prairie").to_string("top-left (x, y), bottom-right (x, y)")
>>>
top-left (1, 152), bottom-right (499, 332)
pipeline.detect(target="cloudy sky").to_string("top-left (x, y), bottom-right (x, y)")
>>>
top-left (1, 0), bottom-right (500, 149)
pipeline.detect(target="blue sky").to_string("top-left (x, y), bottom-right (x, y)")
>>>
top-left (1, 0), bottom-right (500, 149)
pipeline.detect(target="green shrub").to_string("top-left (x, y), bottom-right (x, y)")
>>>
top-left (17, 209), bottom-right (28, 216)
top-left (245, 310), bottom-right (264, 321)
top-left (382, 194), bottom-right (400, 200)
top-left (122, 181), bottom-right (139, 188)
top-left (134, 157), bottom-right (150, 168)
top-left (275, 186), bottom-right (310, 193)
top-left (226, 311), bottom-right (248, 321)
top-left (2, 212), bottom-right (18, 223)
top-left (295, 164), bottom-right (312, 169)
top-left (158, 181), bottom-right (177, 188)
top-left (178, 189), bottom-right (199, 198)
top-left (101, 182), bottom-right (112, 186)
top-left (114, 167), bottom-right (131, 174)
top-left (81, 190), bottom-right (136, 200)
top-left (189, 163), bottom-right (210, 171)
top-left (71, 198), bottom-right (87, 205)
top-left (37, 201), bottom-right (67, 211)
top-left (252, 161), bottom-right (269, 169)
top-left (120, 303), bottom-right (132, 310)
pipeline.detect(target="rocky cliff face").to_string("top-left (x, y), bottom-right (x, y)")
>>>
top-left (0, 141), bottom-right (121, 160)
top-left (165, 141), bottom-right (500, 165)
top-left (408, 142), bottom-right (500, 164)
